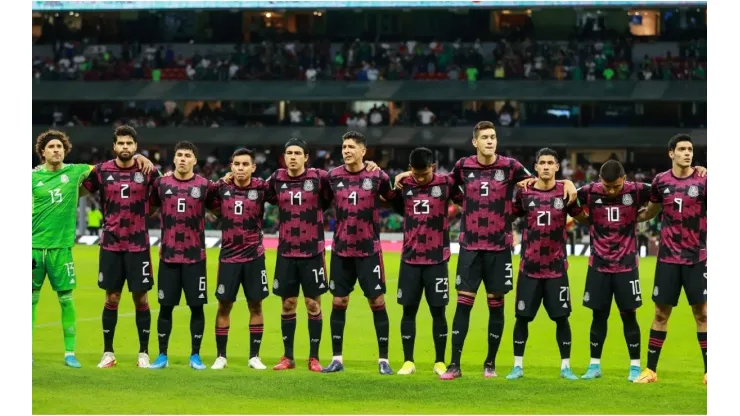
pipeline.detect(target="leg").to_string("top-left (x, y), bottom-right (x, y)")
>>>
top-left (428, 304), bottom-right (448, 365)
top-left (189, 304), bottom-right (205, 356)
top-left (32, 290), bottom-right (40, 337)
top-left (485, 293), bottom-right (505, 370)
top-left (58, 290), bottom-right (77, 355)
top-left (692, 303), bottom-right (707, 374)
top-left (482, 250), bottom-right (515, 372)
top-left (281, 297), bottom-right (298, 360)
top-left (511, 316), bottom-right (531, 371)
top-left (369, 295), bottom-right (390, 361)
top-left (327, 252), bottom-right (354, 361)
top-left (647, 304), bottom-right (673, 372)
top-left (157, 305), bottom-right (174, 356)
top-left (396, 262), bottom-right (425, 375)
top-left (330, 296), bottom-right (349, 359)
top-left (102, 291), bottom-right (121, 354)
top-left (32, 249), bottom-right (45, 339)
top-left (449, 290), bottom-right (475, 367)
top-left (305, 296), bottom-right (323, 360)
top-left (401, 303), bottom-right (420, 363)
top-left (508, 273), bottom-right (541, 379)
top-left (620, 309), bottom-right (641, 367)
top-left (132, 292), bottom-right (151, 355)
top-left (589, 309), bottom-right (610, 365)
top-left (215, 301), bottom-right (233, 358)
top-left (554, 316), bottom-right (572, 368)
top-left (247, 300), bottom-right (264, 359)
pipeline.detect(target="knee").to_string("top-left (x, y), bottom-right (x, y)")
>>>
top-left (554, 316), bottom-right (570, 326)
top-left (189, 305), bottom-right (205, 320)
top-left (654, 306), bottom-right (672, 324)
top-left (402, 304), bottom-right (420, 321)
top-left (516, 316), bottom-right (534, 325)
top-left (247, 301), bottom-right (262, 316)
top-left (619, 309), bottom-right (637, 323)
top-left (692, 306), bottom-right (707, 325)
top-left (333, 296), bottom-right (350, 309)
top-left (217, 301), bottom-right (234, 315)
top-left (106, 291), bottom-right (121, 306)
top-left (132, 292), bottom-right (148, 307)
top-left (32, 290), bottom-right (40, 305)
top-left (158, 304), bottom-right (174, 320)
top-left (429, 306), bottom-right (446, 321)
top-left (304, 297), bottom-right (322, 315)
top-left (57, 290), bottom-right (73, 306)
top-left (282, 297), bottom-right (298, 313)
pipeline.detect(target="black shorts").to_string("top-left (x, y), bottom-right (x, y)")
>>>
top-left (216, 256), bottom-right (270, 303)
top-left (583, 267), bottom-right (642, 311)
top-left (329, 251), bottom-right (385, 298)
top-left (273, 253), bottom-right (328, 298)
top-left (397, 261), bottom-right (450, 307)
top-left (157, 260), bottom-right (208, 306)
top-left (515, 274), bottom-right (571, 320)
top-left (456, 247), bottom-right (514, 295)
top-left (98, 249), bottom-right (153, 293)
top-left (653, 260), bottom-right (707, 306)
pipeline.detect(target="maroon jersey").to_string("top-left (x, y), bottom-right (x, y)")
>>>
top-left (82, 160), bottom-right (159, 252)
top-left (265, 168), bottom-right (333, 258)
top-left (649, 169), bottom-right (707, 265)
top-left (451, 155), bottom-right (532, 252)
top-left (150, 175), bottom-right (219, 264)
top-left (514, 182), bottom-right (584, 279)
top-left (391, 174), bottom-right (461, 265)
top-left (211, 178), bottom-right (267, 263)
top-left (328, 165), bottom-right (396, 257)
top-left (577, 181), bottom-right (651, 273)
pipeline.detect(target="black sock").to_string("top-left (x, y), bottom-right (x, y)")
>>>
top-left (190, 305), bottom-right (205, 356)
top-left (249, 324), bottom-right (263, 358)
top-left (485, 297), bottom-right (505, 368)
top-left (450, 294), bottom-right (475, 366)
top-left (135, 303), bottom-right (151, 354)
top-left (590, 309), bottom-right (609, 359)
top-left (157, 305), bottom-right (174, 356)
top-left (555, 317), bottom-right (572, 360)
top-left (401, 304), bottom-right (419, 362)
top-left (698, 332), bottom-right (707, 373)
top-left (513, 317), bottom-right (530, 358)
top-left (620, 310), bottom-right (641, 361)
top-left (102, 301), bottom-right (118, 353)
top-left (647, 329), bottom-right (667, 371)
top-left (215, 326), bottom-right (229, 358)
top-left (330, 304), bottom-right (347, 356)
top-left (429, 305), bottom-right (448, 363)
top-left (372, 303), bottom-right (390, 360)
top-left (308, 312), bottom-right (323, 360)
top-left (281, 313), bottom-right (297, 360)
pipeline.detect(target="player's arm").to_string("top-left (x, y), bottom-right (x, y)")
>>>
top-left (378, 171), bottom-right (397, 203)
top-left (264, 172), bottom-right (278, 205)
top-left (637, 201), bottom-right (662, 222)
top-left (695, 166), bottom-right (707, 177)
top-left (567, 201), bottom-right (588, 223)
top-left (206, 181), bottom-right (222, 215)
top-left (132, 154), bottom-right (155, 174)
top-left (447, 176), bottom-right (464, 206)
top-left (512, 189), bottom-right (526, 218)
top-left (148, 177), bottom-right (162, 216)
top-left (388, 189), bottom-right (406, 216)
top-left (319, 169), bottom-right (334, 210)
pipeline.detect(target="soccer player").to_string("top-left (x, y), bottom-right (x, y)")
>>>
top-left (390, 147), bottom-right (461, 376)
top-left (82, 125), bottom-right (160, 369)
top-left (505, 148), bottom-right (587, 381)
top-left (633, 134), bottom-right (707, 385)
top-left (148, 141), bottom-right (219, 370)
top-left (210, 148), bottom-right (270, 370)
top-left (322, 131), bottom-right (396, 375)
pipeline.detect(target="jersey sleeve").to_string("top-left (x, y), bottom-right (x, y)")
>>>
top-left (566, 201), bottom-right (584, 217)
top-left (447, 176), bottom-right (464, 204)
top-left (649, 175), bottom-right (661, 203)
top-left (512, 189), bottom-right (526, 218)
top-left (511, 159), bottom-right (532, 183)
top-left (82, 164), bottom-right (102, 193)
top-left (206, 181), bottom-right (221, 211)
top-left (149, 177), bottom-right (162, 207)
top-left (319, 169), bottom-right (334, 210)
top-left (378, 171), bottom-right (397, 200)
top-left (264, 171), bottom-right (278, 205)
top-left (389, 187), bottom-right (406, 215)
top-left (637, 182), bottom-right (652, 206)
top-left (576, 184), bottom-right (590, 207)
top-left (449, 158), bottom-right (465, 187)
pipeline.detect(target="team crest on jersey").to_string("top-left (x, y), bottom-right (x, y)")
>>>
top-left (456, 275), bottom-right (461, 286)
top-left (517, 300), bottom-right (525, 311)
top-left (134, 172), bottom-right (145, 184)
top-left (60, 174), bottom-right (69, 183)
top-left (622, 194), bottom-right (634, 206)
top-left (273, 279), bottom-right (279, 290)
top-left (688, 185), bottom-right (699, 198)
top-left (494, 169), bottom-right (505, 182)
top-left (362, 178), bottom-right (374, 191)
top-left (248, 190), bottom-right (259, 201)
top-left (190, 187), bottom-right (201, 198)
top-left (431, 186), bottom-right (442, 198)
top-left (397, 288), bottom-right (403, 299)
top-left (98, 272), bottom-right (104, 282)
top-left (329, 280), bottom-right (335, 290)
top-left (583, 292), bottom-right (590, 303)
top-left (303, 180), bottom-right (314, 192)
top-left (653, 286), bottom-right (659, 297)
top-left (217, 284), bottom-right (225, 295)
top-left (553, 198), bottom-right (564, 210)
top-left (158, 290), bottom-right (164, 300)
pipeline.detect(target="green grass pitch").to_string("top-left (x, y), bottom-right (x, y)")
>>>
top-left (32, 246), bottom-right (707, 414)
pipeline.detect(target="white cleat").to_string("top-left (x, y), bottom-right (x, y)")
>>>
top-left (211, 356), bottom-right (228, 370)
top-left (137, 353), bottom-right (150, 368)
top-left (248, 356), bottom-right (267, 370)
top-left (97, 352), bottom-right (117, 368)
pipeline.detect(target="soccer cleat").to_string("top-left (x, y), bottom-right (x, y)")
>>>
top-left (248, 357), bottom-right (267, 370)
top-left (581, 364), bottom-right (602, 380)
top-left (378, 361), bottom-right (393, 375)
top-left (96, 352), bottom-right (117, 368)
top-left (211, 356), bottom-right (228, 370)
top-left (627, 365), bottom-right (641, 382)
top-left (137, 353), bottom-right (150, 368)
top-left (308, 357), bottom-right (323, 372)
top-left (64, 355), bottom-right (82, 368)
top-left (561, 368), bottom-right (579, 380)
top-left (433, 362), bottom-right (447, 376)
top-left (273, 356), bottom-right (296, 371)
top-left (506, 366), bottom-right (524, 380)
top-left (483, 363), bottom-right (497, 379)
top-left (189, 354), bottom-right (206, 370)
top-left (321, 359), bottom-right (344, 373)
top-left (397, 361), bottom-right (416, 375)
top-left (440, 364), bottom-right (462, 380)
top-left (149, 353), bottom-right (169, 369)
top-left (633, 368), bottom-right (658, 384)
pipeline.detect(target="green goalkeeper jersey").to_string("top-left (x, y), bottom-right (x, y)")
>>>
top-left (32, 164), bottom-right (92, 249)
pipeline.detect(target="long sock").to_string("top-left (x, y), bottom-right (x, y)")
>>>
top-left (215, 326), bottom-right (229, 358)
top-left (135, 303), bottom-right (151, 354)
top-left (281, 313), bottom-right (297, 360)
top-left (249, 324), bottom-right (264, 358)
top-left (429, 306), bottom-right (448, 363)
top-left (620, 310), bottom-right (641, 363)
top-left (590, 309), bottom-right (609, 361)
top-left (102, 301), bottom-right (119, 353)
top-left (32, 291), bottom-right (40, 337)
top-left (58, 290), bottom-right (77, 353)
top-left (450, 294), bottom-right (475, 366)
top-left (486, 297), bottom-right (505, 368)
top-left (190, 305), bottom-right (205, 356)
top-left (513, 317), bottom-right (530, 365)
top-left (555, 317), bottom-right (572, 360)
top-left (330, 304), bottom-right (347, 357)
top-left (401, 304), bottom-right (419, 362)
top-left (308, 312), bottom-right (323, 359)
top-left (157, 305), bottom-right (174, 356)
top-left (698, 332), bottom-right (707, 373)
top-left (647, 329), bottom-right (667, 371)
top-left (372, 303), bottom-right (390, 360)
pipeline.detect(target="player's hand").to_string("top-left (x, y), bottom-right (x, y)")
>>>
top-left (163, 171), bottom-right (174, 177)
top-left (636, 207), bottom-right (649, 222)
top-left (517, 177), bottom-right (537, 191)
top-left (394, 171), bottom-right (412, 189)
top-left (205, 212), bottom-right (218, 223)
top-left (563, 180), bottom-right (578, 205)
top-left (133, 154), bottom-right (155, 175)
top-left (365, 161), bottom-right (380, 172)
top-left (695, 166), bottom-right (707, 177)
top-left (222, 172), bottom-right (234, 184)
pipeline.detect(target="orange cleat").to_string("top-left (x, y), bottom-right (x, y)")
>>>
top-left (308, 357), bottom-right (323, 372)
top-left (272, 356), bottom-right (296, 371)
top-left (633, 368), bottom-right (658, 384)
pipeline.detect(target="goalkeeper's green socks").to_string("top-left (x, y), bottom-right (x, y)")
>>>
top-left (58, 290), bottom-right (77, 353)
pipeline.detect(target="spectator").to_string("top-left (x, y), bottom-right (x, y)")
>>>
top-left (417, 106), bottom-right (436, 125)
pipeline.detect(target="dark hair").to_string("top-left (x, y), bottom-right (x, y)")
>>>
top-left (473, 120), bottom-right (495, 139)
top-left (284, 138), bottom-right (308, 155)
top-left (600, 159), bottom-right (626, 182)
top-left (668, 134), bottom-right (693, 151)
top-left (535, 147), bottom-right (559, 163)
top-left (113, 125), bottom-right (138, 143)
top-left (342, 131), bottom-right (366, 147)
top-left (409, 147), bottom-right (435, 170)
top-left (35, 129), bottom-right (72, 161)
top-left (231, 148), bottom-right (255, 163)
top-left (174, 141), bottom-right (198, 158)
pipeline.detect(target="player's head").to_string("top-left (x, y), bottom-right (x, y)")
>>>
top-left (599, 159), bottom-right (626, 197)
top-left (534, 148), bottom-right (560, 181)
top-left (35, 129), bottom-right (72, 165)
top-left (408, 147), bottom-right (436, 186)
top-left (284, 138), bottom-right (308, 172)
top-left (668, 134), bottom-right (694, 169)
top-left (472, 121), bottom-right (497, 158)
top-left (341, 131), bottom-right (367, 166)
top-left (112, 125), bottom-right (138, 162)
top-left (230, 148), bottom-right (256, 182)
top-left (173, 141), bottom-right (198, 175)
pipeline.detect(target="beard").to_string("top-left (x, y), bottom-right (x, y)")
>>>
top-left (117, 152), bottom-right (134, 162)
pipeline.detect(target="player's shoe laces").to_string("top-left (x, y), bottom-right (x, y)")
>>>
top-left (433, 362), bottom-right (446, 376)
top-left (96, 352), bottom-right (117, 368)
top-left (149, 353), bottom-right (169, 369)
top-left (189, 354), bottom-right (206, 370)
top-left (211, 356), bottom-right (227, 370)
top-left (321, 359), bottom-right (344, 373)
top-left (561, 368), bottom-right (579, 380)
top-left (483, 362), bottom-right (497, 379)
top-left (64, 354), bottom-right (82, 368)
top-left (378, 360), bottom-right (393, 375)
top-left (273, 356), bottom-right (296, 371)
top-left (397, 361), bottom-right (416, 375)
top-left (308, 357), bottom-right (323, 372)
top-left (506, 366), bottom-right (524, 380)
top-left (632, 368), bottom-right (658, 384)
top-left (248, 357), bottom-right (267, 370)
top-left (440, 364), bottom-right (462, 380)
top-left (581, 364), bottom-right (602, 380)
top-left (627, 365), bottom-right (641, 382)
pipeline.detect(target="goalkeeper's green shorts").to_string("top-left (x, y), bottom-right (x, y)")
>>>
top-left (32, 248), bottom-right (76, 292)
